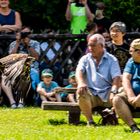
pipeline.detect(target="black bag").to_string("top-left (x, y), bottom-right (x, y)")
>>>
top-left (99, 108), bottom-right (118, 125)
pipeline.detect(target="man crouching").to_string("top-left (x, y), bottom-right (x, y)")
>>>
top-left (113, 39), bottom-right (140, 133)
top-left (76, 33), bottom-right (121, 126)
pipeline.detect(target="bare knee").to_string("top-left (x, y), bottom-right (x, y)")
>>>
top-left (112, 95), bottom-right (124, 107)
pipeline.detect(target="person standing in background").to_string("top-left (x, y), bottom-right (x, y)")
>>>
top-left (94, 2), bottom-right (111, 34)
top-left (65, 0), bottom-right (94, 34)
top-left (0, 0), bottom-right (22, 33)
top-left (0, 0), bottom-right (22, 57)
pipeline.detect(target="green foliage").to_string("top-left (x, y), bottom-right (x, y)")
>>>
top-left (10, 0), bottom-right (140, 32)
top-left (102, 0), bottom-right (140, 31)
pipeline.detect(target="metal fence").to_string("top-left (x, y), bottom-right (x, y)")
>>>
top-left (0, 32), bottom-right (140, 86)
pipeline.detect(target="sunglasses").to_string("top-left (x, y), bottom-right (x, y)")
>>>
top-left (134, 49), bottom-right (140, 52)
top-left (87, 43), bottom-right (97, 47)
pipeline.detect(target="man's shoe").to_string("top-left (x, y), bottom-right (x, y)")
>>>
top-left (131, 124), bottom-right (140, 133)
top-left (17, 103), bottom-right (24, 108)
top-left (11, 103), bottom-right (17, 109)
top-left (87, 121), bottom-right (96, 126)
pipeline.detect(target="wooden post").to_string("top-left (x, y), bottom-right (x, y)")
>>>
top-left (68, 110), bottom-right (80, 125)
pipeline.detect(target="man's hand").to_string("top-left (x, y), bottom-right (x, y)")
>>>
top-left (52, 87), bottom-right (62, 93)
top-left (76, 83), bottom-right (87, 96)
top-left (16, 32), bottom-right (21, 43)
top-left (109, 93), bottom-right (115, 104)
top-left (81, 0), bottom-right (87, 5)
top-left (131, 94), bottom-right (140, 107)
top-left (21, 37), bottom-right (30, 48)
top-left (68, 0), bottom-right (73, 4)
top-left (128, 96), bottom-right (136, 106)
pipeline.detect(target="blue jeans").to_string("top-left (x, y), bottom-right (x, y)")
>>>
top-left (30, 68), bottom-right (40, 91)
top-left (30, 68), bottom-right (41, 105)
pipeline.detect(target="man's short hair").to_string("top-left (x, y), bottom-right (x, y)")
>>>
top-left (89, 33), bottom-right (105, 47)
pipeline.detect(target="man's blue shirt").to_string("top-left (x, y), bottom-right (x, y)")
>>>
top-left (76, 50), bottom-right (121, 101)
top-left (124, 58), bottom-right (140, 95)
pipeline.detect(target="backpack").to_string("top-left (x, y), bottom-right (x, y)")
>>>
top-left (99, 108), bottom-right (118, 125)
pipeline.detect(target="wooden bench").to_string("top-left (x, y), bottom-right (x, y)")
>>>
top-left (41, 88), bottom-right (140, 124)
top-left (41, 101), bottom-right (140, 125)
top-left (41, 101), bottom-right (81, 124)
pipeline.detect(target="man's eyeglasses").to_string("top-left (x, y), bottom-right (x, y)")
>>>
top-left (87, 43), bottom-right (97, 47)
top-left (134, 49), bottom-right (140, 52)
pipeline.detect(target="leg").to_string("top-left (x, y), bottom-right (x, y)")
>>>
top-left (40, 95), bottom-right (47, 102)
top-left (30, 68), bottom-right (40, 91)
top-left (78, 92), bottom-right (93, 122)
top-left (30, 68), bottom-right (40, 105)
top-left (55, 94), bottom-right (61, 102)
top-left (112, 94), bottom-right (135, 126)
top-left (132, 94), bottom-right (140, 107)
top-left (1, 75), bottom-right (16, 107)
top-left (67, 94), bottom-right (76, 102)
top-left (78, 90), bottom-right (100, 124)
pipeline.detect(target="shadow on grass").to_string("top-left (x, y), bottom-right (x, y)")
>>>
top-left (124, 128), bottom-right (131, 133)
top-left (48, 119), bottom-right (121, 127)
top-left (48, 119), bottom-right (87, 126)
top-left (48, 119), bottom-right (67, 125)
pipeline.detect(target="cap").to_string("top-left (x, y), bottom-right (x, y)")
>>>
top-left (130, 39), bottom-right (140, 63)
top-left (41, 68), bottom-right (53, 77)
top-left (68, 71), bottom-right (75, 78)
top-left (88, 33), bottom-right (105, 47)
top-left (109, 21), bottom-right (126, 33)
top-left (130, 39), bottom-right (140, 49)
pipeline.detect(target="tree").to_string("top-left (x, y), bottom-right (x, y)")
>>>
top-left (11, 0), bottom-right (140, 32)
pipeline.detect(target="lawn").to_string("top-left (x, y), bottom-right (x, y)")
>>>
top-left (0, 107), bottom-right (140, 140)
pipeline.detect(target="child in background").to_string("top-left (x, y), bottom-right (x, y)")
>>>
top-left (61, 71), bottom-right (77, 102)
top-left (37, 69), bottom-right (61, 102)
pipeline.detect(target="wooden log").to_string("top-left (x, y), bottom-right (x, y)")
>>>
top-left (41, 101), bottom-right (80, 112)
top-left (52, 87), bottom-right (77, 94)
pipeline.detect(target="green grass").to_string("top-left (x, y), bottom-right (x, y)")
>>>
top-left (0, 107), bottom-right (140, 140)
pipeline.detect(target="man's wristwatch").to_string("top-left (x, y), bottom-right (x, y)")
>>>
top-left (110, 89), bottom-right (118, 94)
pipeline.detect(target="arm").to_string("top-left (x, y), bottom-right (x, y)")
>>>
top-left (82, 0), bottom-right (94, 22)
top-left (122, 72), bottom-right (136, 104)
top-left (65, 0), bottom-right (72, 21)
top-left (28, 47), bottom-right (39, 60)
top-left (76, 69), bottom-right (87, 95)
top-left (109, 76), bottom-right (121, 103)
top-left (111, 76), bottom-right (121, 91)
top-left (37, 86), bottom-right (55, 97)
top-left (22, 37), bottom-right (40, 60)
top-left (9, 33), bottom-right (21, 54)
top-left (0, 12), bottom-right (22, 32)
